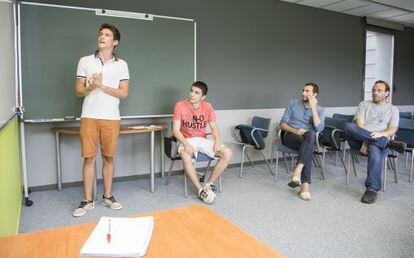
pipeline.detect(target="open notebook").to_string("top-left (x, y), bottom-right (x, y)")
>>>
top-left (80, 216), bottom-right (154, 257)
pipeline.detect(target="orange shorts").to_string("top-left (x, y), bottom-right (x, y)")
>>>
top-left (80, 118), bottom-right (120, 158)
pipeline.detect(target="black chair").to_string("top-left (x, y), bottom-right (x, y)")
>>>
top-left (233, 116), bottom-right (274, 178)
top-left (318, 117), bottom-right (349, 181)
top-left (399, 112), bottom-right (412, 119)
top-left (332, 113), bottom-right (354, 122)
top-left (164, 136), bottom-right (222, 197)
top-left (332, 113), bottom-right (354, 162)
top-left (272, 128), bottom-right (325, 182)
top-left (396, 119), bottom-right (414, 181)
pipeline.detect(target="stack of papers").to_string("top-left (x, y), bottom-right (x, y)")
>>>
top-left (129, 125), bottom-right (161, 130)
top-left (80, 216), bottom-right (155, 257)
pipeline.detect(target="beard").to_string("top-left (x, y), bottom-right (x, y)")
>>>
top-left (372, 96), bottom-right (381, 103)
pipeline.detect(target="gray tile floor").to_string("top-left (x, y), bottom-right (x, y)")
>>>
top-left (20, 156), bottom-right (414, 258)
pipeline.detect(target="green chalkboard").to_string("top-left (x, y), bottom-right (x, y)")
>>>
top-left (21, 4), bottom-right (194, 120)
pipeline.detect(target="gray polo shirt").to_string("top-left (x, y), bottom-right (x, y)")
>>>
top-left (354, 100), bottom-right (399, 132)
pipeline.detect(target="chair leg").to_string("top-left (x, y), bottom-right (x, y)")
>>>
top-left (312, 157), bottom-right (317, 167)
top-left (392, 156), bottom-right (398, 183)
top-left (335, 151), bottom-right (339, 166)
top-left (351, 154), bottom-right (357, 177)
top-left (322, 148), bottom-right (326, 176)
top-left (282, 153), bottom-right (290, 173)
top-left (405, 152), bottom-right (408, 168)
top-left (270, 143), bottom-right (275, 165)
top-left (342, 142), bottom-right (347, 162)
top-left (410, 151), bottom-right (414, 182)
top-left (165, 160), bottom-right (175, 185)
top-left (315, 155), bottom-right (325, 180)
top-left (290, 154), bottom-right (294, 170)
top-left (275, 151), bottom-right (279, 182)
top-left (259, 150), bottom-right (274, 175)
top-left (346, 153), bottom-right (350, 185)
top-left (240, 145), bottom-right (247, 178)
top-left (387, 158), bottom-right (392, 170)
top-left (328, 150), bottom-right (333, 159)
top-left (382, 157), bottom-right (387, 192)
top-left (245, 152), bottom-right (255, 168)
top-left (338, 151), bottom-right (348, 175)
top-left (205, 160), bottom-right (212, 175)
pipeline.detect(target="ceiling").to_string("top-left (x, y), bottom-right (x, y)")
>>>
top-left (280, 0), bottom-right (414, 28)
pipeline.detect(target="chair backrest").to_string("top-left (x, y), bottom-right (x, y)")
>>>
top-left (399, 111), bottom-right (412, 119)
top-left (332, 113), bottom-right (354, 123)
top-left (325, 117), bottom-right (347, 130)
top-left (236, 124), bottom-right (265, 150)
top-left (251, 116), bottom-right (271, 138)
top-left (319, 117), bottom-right (346, 150)
top-left (396, 128), bottom-right (414, 148)
top-left (399, 118), bottom-right (414, 128)
top-left (164, 136), bottom-right (179, 159)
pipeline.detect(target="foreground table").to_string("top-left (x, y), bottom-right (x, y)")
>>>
top-left (0, 205), bottom-right (283, 258)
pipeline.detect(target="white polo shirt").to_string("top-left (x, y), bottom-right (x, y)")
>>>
top-left (76, 51), bottom-right (130, 120)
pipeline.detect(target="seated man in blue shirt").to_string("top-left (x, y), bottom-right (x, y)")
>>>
top-left (279, 82), bottom-right (325, 201)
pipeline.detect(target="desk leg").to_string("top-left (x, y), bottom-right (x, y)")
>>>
top-left (160, 130), bottom-right (165, 178)
top-left (55, 132), bottom-right (62, 191)
top-left (150, 131), bottom-right (155, 193)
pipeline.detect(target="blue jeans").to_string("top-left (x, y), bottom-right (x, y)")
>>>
top-left (282, 131), bottom-right (316, 184)
top-left (344, 123), bottom-right (389, 192)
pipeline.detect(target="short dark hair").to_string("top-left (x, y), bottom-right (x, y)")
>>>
top-left (192, 81), bottom-right (208, 96)
top-left (304, 82), bottom-right (319, 94)
top-left (374, 80), bottom-right (390, 92)
top-left (99, 23), bottom-right (121, 42)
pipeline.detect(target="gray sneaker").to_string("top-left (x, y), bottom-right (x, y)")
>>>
top-left (102, 195), bottom-right (123, 210)
top-left (73, 200), bottom-right (94, 217)
top-left (198, 188), bottom-right (216, 204)
top-left (204, 182), bottom-right (217, 193)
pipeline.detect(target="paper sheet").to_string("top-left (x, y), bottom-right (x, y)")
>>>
top-left (80, 216), bottom-right (154, 257)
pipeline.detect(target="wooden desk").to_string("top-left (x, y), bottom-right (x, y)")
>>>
top-left (52, 123), bottom-right (168, 193)
top-left (0, 205), bottom-right (283, 258)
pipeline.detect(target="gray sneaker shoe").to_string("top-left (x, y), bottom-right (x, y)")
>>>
top-left (102, 195), bottom-right (123, 210)
top-left (204, 182), bottom-right (217, 193)
top-left (198, 188), bottom-right (216, 204)
top-left (73, 200), bottom-right (94, 217)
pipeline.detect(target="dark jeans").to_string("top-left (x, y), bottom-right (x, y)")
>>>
top-left (282, 131), bottom-right (316, 184)
top-left (344, 122), bottom-right (389, 192)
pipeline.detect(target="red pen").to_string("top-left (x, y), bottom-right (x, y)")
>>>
top-left (107, 219), bottom-right (111, 244)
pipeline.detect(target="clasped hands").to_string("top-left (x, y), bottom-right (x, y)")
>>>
top-left (87, 73), bottom-right (105, 91)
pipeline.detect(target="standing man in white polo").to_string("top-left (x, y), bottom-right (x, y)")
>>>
top-left (73, 23), bottom-right (130, 217)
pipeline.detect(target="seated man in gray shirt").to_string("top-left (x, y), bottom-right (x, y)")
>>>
top-left (280, 82), bottom-right (325, 201)
top-left (344, 80), bottom-right (406, 204)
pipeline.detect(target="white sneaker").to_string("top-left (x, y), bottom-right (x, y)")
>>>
top-left (204, 182), bottom-right (217, 193)
top-left (298, 192), bottom-right (312, 201)
top-left (73, 200), bottom-right (94, 217)
top-left (198, 188), bottom-right (216, 204)
top-left (102, 195), bottom-right (123, 210)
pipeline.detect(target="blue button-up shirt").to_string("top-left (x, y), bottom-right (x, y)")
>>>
top-left (280, 100), bottom-right (325, 132)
